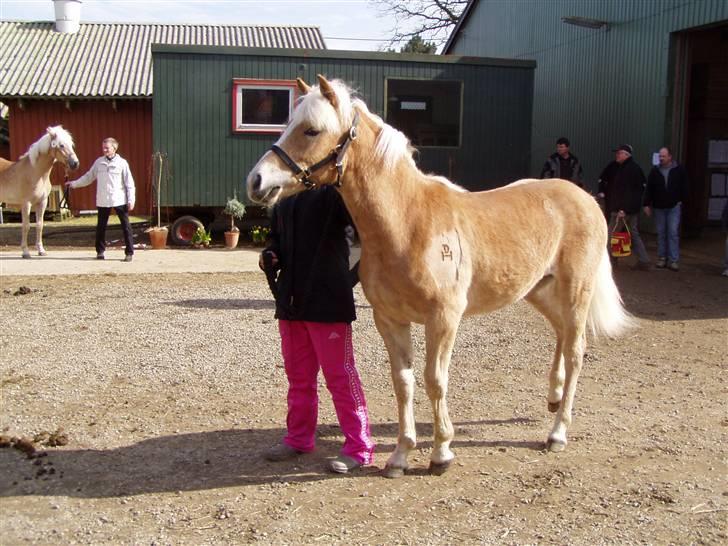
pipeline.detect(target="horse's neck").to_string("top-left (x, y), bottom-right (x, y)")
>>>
top-left (341, 159), bottom-right (424, 254)
top-left (28, 152), bottom-right (55, 179)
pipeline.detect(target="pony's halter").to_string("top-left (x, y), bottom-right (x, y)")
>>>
top-left (270, 112), bottom-right (360, 188)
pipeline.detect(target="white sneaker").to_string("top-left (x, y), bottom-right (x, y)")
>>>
top-left (722, 268), bottom-right (728, 277)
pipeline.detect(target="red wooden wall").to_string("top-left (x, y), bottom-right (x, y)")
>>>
top-left (7, 99), bottom-right (153, 215)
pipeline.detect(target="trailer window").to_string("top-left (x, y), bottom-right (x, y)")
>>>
top-left (385, 79), bottom-right (462, 147)
top-left (232, 79), bottom-right (297, 134)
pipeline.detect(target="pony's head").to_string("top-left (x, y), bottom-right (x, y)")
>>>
top-left (47, 126), bottom-right (79, 170)
top-left (24, 126), bottom-right (79, 170)
top-left (246, 75), bottom-right (362, 206)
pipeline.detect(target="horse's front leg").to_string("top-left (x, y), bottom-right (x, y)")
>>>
top-left (34, 198), bottom-right (48, 256)
top-left (20, 201), bottom-right (32, 258)
top-left (424, 309), bottom-right (461, 475)
top-left (373, 310), bottom-right (414, 478)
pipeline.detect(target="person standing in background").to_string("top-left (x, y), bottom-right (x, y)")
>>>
top-left (643, 146), bottom-right (689, 272)
top-left (540, 137), bottom-right (584, 188)
top-left (65, 137), bottom-right (135, 262)
top-left (597, 144), bottom-right (650, 270)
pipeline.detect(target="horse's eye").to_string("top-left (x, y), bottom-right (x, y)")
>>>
top-left (304, 128), bottom-right (320, 137)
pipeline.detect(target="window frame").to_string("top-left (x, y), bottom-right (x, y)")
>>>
top-left (384, 77), bottom-right (464, 149)
top-left (231, 78), bottom-right (298, 134)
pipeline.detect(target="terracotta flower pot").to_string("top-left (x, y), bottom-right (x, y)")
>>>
top-left (224, 230), bottom-right (240, 249)
top-left (148, 227), bottom-right (169, 249)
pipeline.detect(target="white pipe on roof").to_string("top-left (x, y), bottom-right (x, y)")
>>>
top-left (53, 0), bottom-right (82, 34)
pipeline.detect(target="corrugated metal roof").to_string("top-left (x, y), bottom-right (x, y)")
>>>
top-left (0, 21), bottom-right (326, 98)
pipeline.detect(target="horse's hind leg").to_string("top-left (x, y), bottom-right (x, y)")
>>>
top-left (20, 201), bottom-right (32, 258)
top-left (34, 198), bottom-right (47, 256)
top-left (546, 276), bottom-right (593, 451)
top-left (526, 277), bottom-right (566, 412)
top-left (373, 310), bottom-right (414, 478)
top-left (424, 310), bottom-right (461, 475)
top-left (547, 327), bottom-right (586, 452)
top-left (547, 341), bottom-right (565, 413)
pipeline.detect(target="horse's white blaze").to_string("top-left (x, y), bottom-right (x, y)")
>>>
top-left (245, 76), bottom-right (634, 475)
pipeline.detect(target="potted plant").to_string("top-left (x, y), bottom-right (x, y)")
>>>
top-left (250, 225), bottom-right (270, 246)
top-left (146, 152), bottom-right (169, 249)
top-left (190, 226), bottom-right (212, 248)
top-left (223, 195), bottom-right (246, 249)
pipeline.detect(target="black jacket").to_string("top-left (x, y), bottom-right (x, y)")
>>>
top-left (644, 162), bottom-right (688, 209)
top-left (264, 185), bottom-right (357, 322)
top-left (541, 152), bottom-right (584, 187)
top-left (598, 157), bottom-right (646, 214)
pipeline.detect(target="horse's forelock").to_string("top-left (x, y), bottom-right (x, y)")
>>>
top-left (50, 125), bottom-right (75, 149)
top-left (293, 79), bottom-right (355, 134)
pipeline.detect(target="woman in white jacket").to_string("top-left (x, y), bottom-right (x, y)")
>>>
top-left (66, 137), bottom-right (136, 262)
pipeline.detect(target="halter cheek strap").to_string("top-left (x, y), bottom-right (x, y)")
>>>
top-left (270, 112), bottom-right (360, 189)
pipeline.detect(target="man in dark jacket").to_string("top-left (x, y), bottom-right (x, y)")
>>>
top-left (259, 185), bottom-right (374, 474)
top-left (540, 137), bottom-right (584, 188)
top-left (643, 146), bottom-right (688, 271)
top-left (597, 144), bottom-right (651, 269)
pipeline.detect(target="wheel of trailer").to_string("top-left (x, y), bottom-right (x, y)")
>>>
top-left (170, 215), bottom-right (204, 246)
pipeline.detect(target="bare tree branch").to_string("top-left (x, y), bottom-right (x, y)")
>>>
top-left (370, 0), bottom-right (469, 49)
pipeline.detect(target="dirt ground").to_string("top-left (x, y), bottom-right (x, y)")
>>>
top-left (0, 232), bottom-right (726, 545)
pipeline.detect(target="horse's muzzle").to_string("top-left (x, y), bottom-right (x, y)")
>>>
top-left (68, 158), bottom-right (79, 170)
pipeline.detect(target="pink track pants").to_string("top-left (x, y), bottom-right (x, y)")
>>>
top-left (279, 320), bottom-right (375, 464)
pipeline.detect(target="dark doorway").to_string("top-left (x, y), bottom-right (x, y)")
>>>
top-left (673, 23), bottom-right (728, 236)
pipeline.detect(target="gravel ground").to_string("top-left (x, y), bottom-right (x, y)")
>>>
top-left (0, 250), bottom-right (726, 544)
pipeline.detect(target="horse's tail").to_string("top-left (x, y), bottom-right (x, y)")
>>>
top-left (587, 249), bottom-right (636, 338)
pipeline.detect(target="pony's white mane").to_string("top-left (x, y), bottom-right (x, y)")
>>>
top-left (21, 125), bottom-right (74, 166)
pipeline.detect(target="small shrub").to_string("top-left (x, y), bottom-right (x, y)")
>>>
top-left (250, 225), bottom-right (270, 245)
top-left (224, 196), bottom-right (246, 233)
top-left (191, 226), bottom-right (212, 247)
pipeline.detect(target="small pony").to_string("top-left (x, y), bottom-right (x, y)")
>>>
top-left (247, 75), bottom-right (634, 478)
top-left (0, 125), bottom-right (79, 258)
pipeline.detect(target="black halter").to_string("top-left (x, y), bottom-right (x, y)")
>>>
top-left (270, 112), bottom-right (360, 188)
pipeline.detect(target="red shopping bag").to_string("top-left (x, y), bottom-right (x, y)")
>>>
top-left (610, 217), bottom-right (632, 257)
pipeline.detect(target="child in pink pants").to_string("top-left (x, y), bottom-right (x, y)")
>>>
top-left (279, 320), bottom-right (374, 466)
top-left (261, 185), bottom-right (375, 473)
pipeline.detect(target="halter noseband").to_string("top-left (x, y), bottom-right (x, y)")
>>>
top-left (270, 112), bottom-right (360, 188)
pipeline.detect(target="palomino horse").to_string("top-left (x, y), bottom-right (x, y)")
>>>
top-left (247, 76), bottom-right (633, 478)
top-left (0, 126), bottom-right (79, 258)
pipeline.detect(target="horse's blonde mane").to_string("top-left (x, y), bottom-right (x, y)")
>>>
top-left (21, 125), bottom-right (74, 166)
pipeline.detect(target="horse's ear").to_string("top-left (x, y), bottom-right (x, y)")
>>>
top-left (46, 126), bottom-right (58, 146)
top-left (296, 78), bottom-right (311, 95)
top-left (317, 74), bottom-right (339, 109)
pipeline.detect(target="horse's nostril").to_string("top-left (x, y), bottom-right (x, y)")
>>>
top-left (252, 173), bottom-right (262, 194)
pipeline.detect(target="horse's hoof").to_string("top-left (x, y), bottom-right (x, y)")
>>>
top-left (382, 464), bottom-right (407, 479)
top-left (546, 439), bottom-right (567, 452)
top-left (428, 460), bottom-right (452, 476)
top-left (22, 253), bottom-right (31, 259)
top-left (38, 251), bottom-right (47, 257)
top-left (548, 401), bottom-right (560, 413)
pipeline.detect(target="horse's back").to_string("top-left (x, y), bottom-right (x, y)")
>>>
top-left (0, 156), bottom-right (42, 204)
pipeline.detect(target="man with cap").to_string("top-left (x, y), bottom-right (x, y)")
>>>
top-left (597, 144), bottom-right (651, 270)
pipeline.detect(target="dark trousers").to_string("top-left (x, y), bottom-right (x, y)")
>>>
top-left (96, 205), bottom-right (134, 256)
